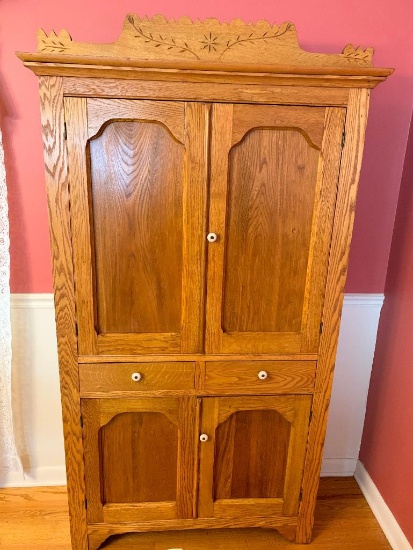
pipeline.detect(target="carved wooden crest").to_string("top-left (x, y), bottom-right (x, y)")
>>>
top-left (35, 14), bottom-right (375, 69)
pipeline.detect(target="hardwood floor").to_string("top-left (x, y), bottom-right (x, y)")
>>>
top-left (0, 478), bottom-right (391, 549)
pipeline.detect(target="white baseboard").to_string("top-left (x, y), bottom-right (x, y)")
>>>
top-left (0, 467), bottom-right (67, 488)
top-left (3, 293), bottom-right (384, 487)
top-left (355, 461), bottom-right (412, 550)
top-left (321, 458), bottom-right (358, 477)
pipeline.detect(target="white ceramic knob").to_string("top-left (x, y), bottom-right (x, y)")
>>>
top-left (131, 372), bottom-right (142, 382)
top-left (207, 233), bottom-right (218, 242)
top-left (199, 434), bottom-right (209, 442)
top-left (258, 370), bottom-right (268, 380)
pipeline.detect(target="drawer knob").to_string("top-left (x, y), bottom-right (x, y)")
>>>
top-left (258, 370), bottom-right (268, 380)
top-left (199, 434), bottom-right (209, 442)
top-left (207, 232), bottom-right (218, 242)
top-left (131, 372), bottom-right (142, 382)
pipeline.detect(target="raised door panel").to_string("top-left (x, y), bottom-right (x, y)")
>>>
top-left (82, 397), bottom-right (198, 523)
top-left (205, 104), bottom-right (346, 354)
top-left (198, 395), bottom-right (312, 519)
top-left (64, 99), bottom-right (209, 355)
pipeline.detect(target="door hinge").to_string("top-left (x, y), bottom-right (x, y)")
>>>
top-left (74, 322), bottom-right (78, 337)
top-left (63, 122), bottom-right (67, 140)
top-left (341, 130), bottom-right (346, 148)
top-left (84, 498), bottom-right (88, 510)
top-left (319, 321), bottom-right (323, 335)
top-left (299, 489), bottom-right (303, 502)
top-left (80, 415), bottom-right (83, 428)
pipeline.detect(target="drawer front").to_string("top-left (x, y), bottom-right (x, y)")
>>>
top-left (204, 361), bottom-right (316, 393)
top-left (79, 362), bottom-right (195, 393)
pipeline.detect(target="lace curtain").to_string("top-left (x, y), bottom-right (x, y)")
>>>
top-left (0, 127), bottom-right (21, 476)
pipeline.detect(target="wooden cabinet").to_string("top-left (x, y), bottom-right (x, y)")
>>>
top-left (18, 14), bottom-right (392, 549)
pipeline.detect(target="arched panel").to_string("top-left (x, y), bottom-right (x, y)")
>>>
top-left (223, 127), bottom-right (320, 333)
top-left (214, 409), bottom-right (291, 500)
top-left (89, 120), bottom-right (185, 335)
top-left (99, 412), bottom-right (178, 504)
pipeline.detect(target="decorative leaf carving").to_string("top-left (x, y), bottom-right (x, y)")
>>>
top-left (125, 16), bottom-right (294, 60)
top-left (342, 44), bottom-right (374, 64)
top-left (218, 22), bottom-right (293, 58)
top-left (128, 15), bottom-right (201, 59)
top-left (37, 29), bottom-right (72, 53)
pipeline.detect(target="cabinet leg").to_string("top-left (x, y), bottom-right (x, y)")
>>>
top-left (276, 524), bottom-right (298, 543)
top-left (88, 533), bottom-right (111, 550)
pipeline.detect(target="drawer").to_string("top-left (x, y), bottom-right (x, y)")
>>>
top-left (79, 362), bottom-right (195, 393)
top-left (204, 361), bottom-right (316, 393)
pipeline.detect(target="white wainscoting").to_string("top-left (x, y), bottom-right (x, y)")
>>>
top-left (0, 293), bottom-right (383, 487)
top-left (322, 293), bottom-right (384, 476)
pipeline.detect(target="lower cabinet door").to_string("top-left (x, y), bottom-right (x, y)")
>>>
top-left (198, 395), bottom-right (312, 519)
top-left (81, 397), bottom-right (198, 523)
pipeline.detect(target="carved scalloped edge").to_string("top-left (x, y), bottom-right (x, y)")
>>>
top-left (35, 14), bottom-right (375, 68)
top-left (124, 14), bottom-right (292, 29)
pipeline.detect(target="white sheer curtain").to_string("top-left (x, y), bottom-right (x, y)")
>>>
top-left (0, 127), bottom-right (21, 476)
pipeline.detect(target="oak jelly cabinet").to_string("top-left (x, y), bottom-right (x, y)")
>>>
top-left (18, 14), bottom-right (392, 549)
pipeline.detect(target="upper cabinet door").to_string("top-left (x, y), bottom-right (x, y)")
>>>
top-left (205, 104), bottom-right (346, 354)
top-left (64, 99), bottom-right (209, 355)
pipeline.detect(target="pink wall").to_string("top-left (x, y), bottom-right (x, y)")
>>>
top-left (360, 114), bottom-right (413, 545)
top-left (1, 0), bottom-right (413, 292)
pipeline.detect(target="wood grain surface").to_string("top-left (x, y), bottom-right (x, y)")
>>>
top-left (63, 78), bottom-right (352, 106)
top-left (86, 98), bottom-right (185, 141)
top-left (230, 104), bottom-right (326, 148)
top-left (214, 409), bottom-right (290, 499)
top-left (299, 107), bottom-right (346, 353)
top-left (100, 412), bottom-right (178, 504)
top-left (205, 103), bottom-right (343, 356)
top-left (82, 397), bottom-right (197, 525)
top-left (66, 98), bottom-right (210, 356)
top-left (78, 353), bottom-right (318, 363)
top-left (21, 16), bottom-right (392, 548)
top-left (197, 395), bottom-right (311, 522)
top-left (79, 362), bottom-right (195, 393)
top-left (17, 14), bottom-right (395, 89)
top-left (90, 120), bottom-right (184, 335)
top-left (296, 89), bottom-right (371, 543)
top-left (204, 361), bottom-right (315, 393)
top-left (21, 59), bottom-right (392, 87)
top-left (38, 77), bottom-right (88, 549)
top-left (223, 128), bottom-right (319, 334)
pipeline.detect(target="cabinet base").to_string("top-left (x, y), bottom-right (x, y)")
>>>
top-left (88, 518), bottom-right (300, 549)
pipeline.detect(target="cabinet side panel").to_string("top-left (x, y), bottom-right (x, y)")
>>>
top-left (38, 76), bottom-right (87, 549)
top-left (296, 89), bottom-right (370, 543)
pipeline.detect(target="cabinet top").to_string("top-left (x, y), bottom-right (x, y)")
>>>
top-left (17, 14), bottom-right (393, 87)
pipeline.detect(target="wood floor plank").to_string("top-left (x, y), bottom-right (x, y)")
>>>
top-left (0, 478), bottom-right (391, 549)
